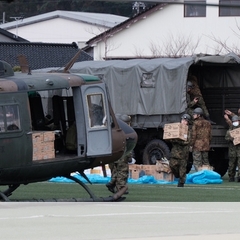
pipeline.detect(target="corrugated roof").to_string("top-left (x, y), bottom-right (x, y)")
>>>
top-left (0, 10), bottom-right (128, 30)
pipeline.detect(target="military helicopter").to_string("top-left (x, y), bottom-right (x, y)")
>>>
top-left (0, 59), bottom-right (137, 202)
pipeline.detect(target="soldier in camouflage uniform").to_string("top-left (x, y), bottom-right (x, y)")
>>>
top-left (106, 114), bottom-right (132, 194)
top-left (190, 107), bottom-right (212, 171)
top-left (225, 115), bottom-right (240, 182)
top-left (169, 113), bottom-right (191, 187)
top-left (187, 77), bottom-right (210, 120)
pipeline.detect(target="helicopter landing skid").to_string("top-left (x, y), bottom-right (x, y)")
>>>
top-left (64, 174), bottom-right (126, 202)
top-left (0, 184), bottom-right (20, 201)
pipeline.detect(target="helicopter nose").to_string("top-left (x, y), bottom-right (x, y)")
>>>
top-left (117, 119), bottom-right (138, 155)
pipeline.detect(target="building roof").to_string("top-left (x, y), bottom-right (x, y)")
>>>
top-left (0, 42), bottom-right (93, 69)
top-left (87, 4), bottom-right (165, 46)
top-left (0, 28), bottom-right (29, 42)
top-left (1, 10), bottom-right (128, 30)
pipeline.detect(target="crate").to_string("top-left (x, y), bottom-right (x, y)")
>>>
top-left (128, 164), bottom-right (174, 182)
top-left (198, 165), bottom-right (213, 171)
top-left (163, 123), bottom-right (188, 141)
top-left (32, 131), bottom-right (56, 161)
top-left (229, 128), bottom-right (240, 145)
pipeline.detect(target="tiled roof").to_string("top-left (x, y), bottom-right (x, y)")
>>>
top-left (0, 42), bottom-right (93, 69)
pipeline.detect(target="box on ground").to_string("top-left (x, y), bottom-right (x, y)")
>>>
top-left (198, 165), bottom-right (213, 171)
top-left (128, 164), bottom-right (174, 181)
top-left (163, 123), bottom-right (188, 141)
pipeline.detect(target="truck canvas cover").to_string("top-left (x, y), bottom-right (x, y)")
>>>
top-left (70, 53), bottom-right (240, 116)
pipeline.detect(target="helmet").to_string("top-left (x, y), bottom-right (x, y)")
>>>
top-left (181, 113), bottom-right (191, 121)
top-left (187, 81), bottom-right (193, 88)
top-left (232, 115), bottom-right (239, 122)
top-left (120, 114), bottom-right (131, 123)
top-left (193, 107), bottom-right (203, 115)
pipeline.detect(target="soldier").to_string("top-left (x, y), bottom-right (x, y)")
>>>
top-left (106, 114), bottom-right (132, 194)
top-left (169, 113), bottom-right (192, 187)
top-left (187, 78), bottom-right (210, 120)
top-left (190, 107), bottom-right (212, 171)
top-left (225, 115), bottom-right (240, 182)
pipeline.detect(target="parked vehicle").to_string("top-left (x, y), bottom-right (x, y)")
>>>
top-left (70, 53), bottom-right (240, 176)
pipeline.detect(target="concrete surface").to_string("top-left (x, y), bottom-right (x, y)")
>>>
top-left (1, 202), bottom-right (240, 239)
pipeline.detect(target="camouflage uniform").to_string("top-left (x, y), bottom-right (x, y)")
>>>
top-left (190, 116), bottom-right (211, 171)
top-left (169, 132), bottom-right (191, 185)
top-left (187, 77), bottom-right (209, 119)
top-left (225, 126), bottom-right (240, 181)
top-left (108, 152), bottom-right (132, 192)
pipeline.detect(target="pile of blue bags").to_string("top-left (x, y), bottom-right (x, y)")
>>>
top-left (49, 170), bottom-right (222, 185)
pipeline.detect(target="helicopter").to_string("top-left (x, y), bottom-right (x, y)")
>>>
top-left (0, 59), bottom-right (137, 202)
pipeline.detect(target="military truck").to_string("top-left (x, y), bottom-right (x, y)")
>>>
top-left (70, 53), bottom-right (240, 176)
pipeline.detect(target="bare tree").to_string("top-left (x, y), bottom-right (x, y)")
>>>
top-left (85, 25), bottom-right (121, 60)
top-left (134, 33), bottom-right (201, 58)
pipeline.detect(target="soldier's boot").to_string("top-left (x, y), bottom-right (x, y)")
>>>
top-left (106, 182), bottom-right (116, 193)
top-left (177, 181), bottom-right (184, 187)
top-left (229, 177), bottom-right (235, 182)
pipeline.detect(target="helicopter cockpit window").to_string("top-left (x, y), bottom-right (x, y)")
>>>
top-left (87, 93), bottom-right (106, 128)
top-left (0, 105), bottom-right (20, 132)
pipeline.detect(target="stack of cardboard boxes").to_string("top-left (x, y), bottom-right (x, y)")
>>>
top-left (32, 131), bottom-right (55, 161)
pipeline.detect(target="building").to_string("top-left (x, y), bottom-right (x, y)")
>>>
top-left (85, 0), bottom-right (240, 60)
top-left (0, 10), bottom-right (128, 48)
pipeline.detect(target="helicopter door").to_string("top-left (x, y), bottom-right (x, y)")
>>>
top-left (81, 84), bottom-right (112, 156)
top-left (0, 92), bottom-right (32, 168)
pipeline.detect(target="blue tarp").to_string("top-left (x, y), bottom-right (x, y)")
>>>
top-left (49, 170), bottom-right (222, 185)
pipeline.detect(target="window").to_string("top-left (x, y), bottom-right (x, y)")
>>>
top-left (219, 0), bottom-right (240, 16)
top-left (184, 0), bottom-right (206, 17)
top-left (141, 72), bottom-right (155, 88)
top-left (87, 93), bottom-right (106, 128)
top-left (0, 105), bottom-right (20, 132)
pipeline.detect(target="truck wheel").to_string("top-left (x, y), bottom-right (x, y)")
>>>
top-left (142, 139), bottom-right (170, 165)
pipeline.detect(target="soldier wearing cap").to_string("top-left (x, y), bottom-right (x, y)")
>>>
top-left (190, 107), bottom-right (212, 171)
top-left (225, 115), bottom-right (240, 182)
top-left (106, 114), bottom-right (132, 194)
top-left (168, 113), bottom-right (192, 187)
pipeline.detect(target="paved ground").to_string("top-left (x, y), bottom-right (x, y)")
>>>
top-left (1, 202), bottom-right (240, 239)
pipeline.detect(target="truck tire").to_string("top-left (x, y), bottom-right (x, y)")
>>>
top-left (142, 139), bottom-right (170, 165)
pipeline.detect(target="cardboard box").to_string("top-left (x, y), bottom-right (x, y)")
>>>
top-left (198, 165), bottom-right (213, 171)
top-left (32, 131), bottom-right (56, 160)
top-left (230, 128), bottom-right (240, 138)
top-left (32, 132), bottom-right (43, 143)
top-left (233, 137), bottom-right (240, 146)
top-left (153, 171), bottom-right (174, 181)
top-left (43, 131), bottom-right (55, 142)
top-left (128, 164), bottom-right (174, 182)
top-left (229, 129), bottom-right (240, 145)
top-left (163, 123), bottom-right (188, 141)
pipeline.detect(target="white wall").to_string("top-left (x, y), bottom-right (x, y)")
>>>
top-left (6, 18), bottom-right (105, 44)
top-left (93, 0), bottom-right (240, 60)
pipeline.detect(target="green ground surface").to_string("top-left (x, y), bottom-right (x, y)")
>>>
top-left (1, 173), bottom-right (240, 202)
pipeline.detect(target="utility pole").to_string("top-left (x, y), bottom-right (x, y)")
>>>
top-left (10, 16), bottom-right (24, 38)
